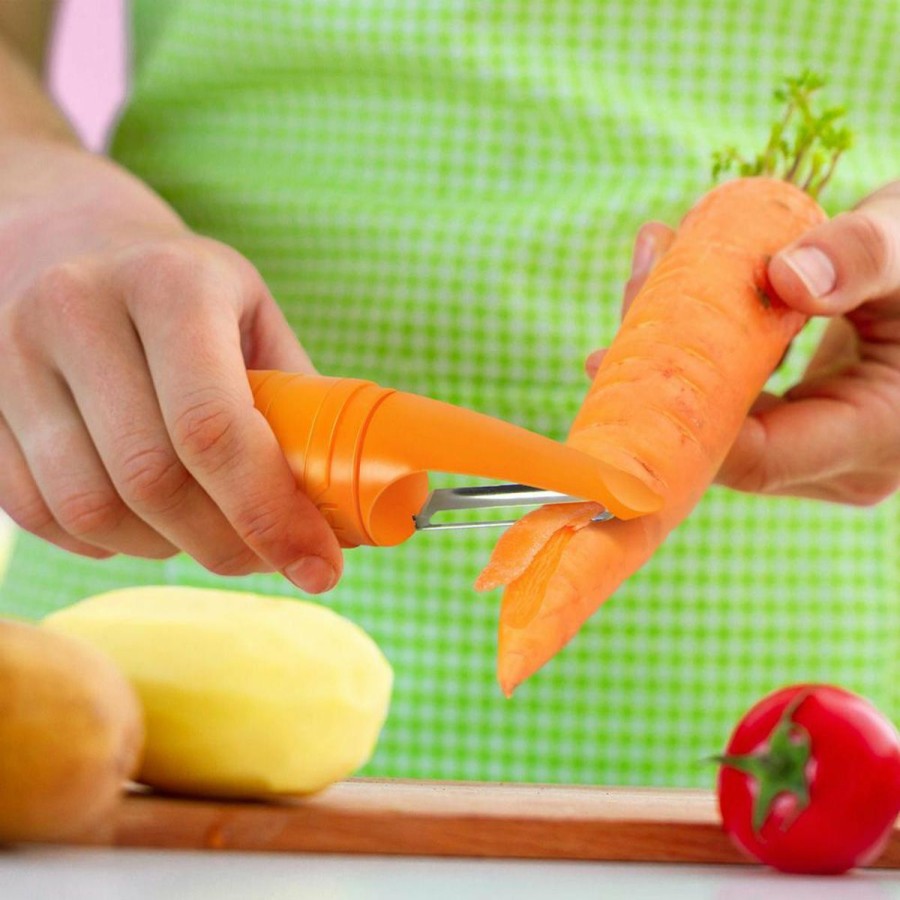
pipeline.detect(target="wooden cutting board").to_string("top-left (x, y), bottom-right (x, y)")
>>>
top-left (72, 779), bottom-right (899, 867)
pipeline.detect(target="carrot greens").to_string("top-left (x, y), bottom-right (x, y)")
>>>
top-left (712, 71), bottom-right (852, 199)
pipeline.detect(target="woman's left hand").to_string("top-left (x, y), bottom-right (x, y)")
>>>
top-left (585, 182), bottom-right (900, 506)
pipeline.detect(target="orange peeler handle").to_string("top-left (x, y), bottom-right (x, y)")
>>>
top-left (249, 371), bottom-right (661, 548)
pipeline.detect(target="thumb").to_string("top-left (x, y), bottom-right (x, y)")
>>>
top-left (768, 182), bottom-right (900, 317)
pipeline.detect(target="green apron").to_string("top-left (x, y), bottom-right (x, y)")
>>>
top-left (3, 0), bottom-right (897, 786)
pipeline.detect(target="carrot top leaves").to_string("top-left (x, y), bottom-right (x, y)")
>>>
top-left (712, 71), bottom-right (852, 199)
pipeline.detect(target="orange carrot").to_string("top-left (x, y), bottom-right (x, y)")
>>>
top-left (477, 73), bottom-right (850, 696)
top-left (475, 502), bottom-right (604, 592)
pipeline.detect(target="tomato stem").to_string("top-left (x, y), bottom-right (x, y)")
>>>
top-left (714, 691), bottom-right (813, 834)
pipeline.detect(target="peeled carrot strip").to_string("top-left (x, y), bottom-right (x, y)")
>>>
top-left (497, 507), bottom-right (671, 696)
top-left (481, 176), bottom-right (828, 696)
top-left (500, 526), bottom-right (577, 630)
top-left (475, 502), bottom-right (604, 592)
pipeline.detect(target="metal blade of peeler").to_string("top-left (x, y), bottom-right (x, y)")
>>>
top-left (413, 483), bottom-right (615, 531)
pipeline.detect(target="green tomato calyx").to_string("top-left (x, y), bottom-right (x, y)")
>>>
top-left (716, 691), bottom-right (813, 835)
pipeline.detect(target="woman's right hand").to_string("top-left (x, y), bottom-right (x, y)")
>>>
top-left (0, 137), bottom-right (343, 593)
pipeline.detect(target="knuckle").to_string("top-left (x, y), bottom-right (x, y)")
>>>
top-left (32, 263), bottom-right (94, 323)
top-left (230, 496), bottom-right (296, 551)
top-left (837, 210), bottom-right (897, 284)
top-left (123, 237), bottom-right (264, 321)
top-left (231, 497), bottom-right (318, 565)
top-left (200, 237), bottom-right (256, 279)
top-left (0, 264), bottom-right (99, 365)
top-left (54, 487), bottom-right (126, 539)
top-left (170, 392), bottom-right (239, 469)
top-left (5, 491), bottom-right (56, 537)
top-left (124, 240), bottom-right (229, 306)
top-left (129, 241), bottom-right (200, 287)
top-left (203, 544), bottom-right (265, 577)
top-left (115, 439), bottom-right (191, 512)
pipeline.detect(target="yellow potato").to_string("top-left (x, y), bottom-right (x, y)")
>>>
top-left (0, 512), bottom-right (15, 584)
top-left (0, 619), bottom-right (144, 843)
top-left (44, 586), bottom-right (393, 799)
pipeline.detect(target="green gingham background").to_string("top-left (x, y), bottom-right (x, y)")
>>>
top-left (2, 0), bottom-right (897, 786)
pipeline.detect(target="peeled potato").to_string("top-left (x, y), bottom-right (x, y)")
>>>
top-left (44, 586), bottom-right (393, 799)
top-left (0, 619), bottom-right (144, 843)
top-left (0, 512), bottom-right (14, 584)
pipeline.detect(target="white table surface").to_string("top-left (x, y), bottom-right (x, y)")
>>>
top-left (1, 848), bottom-right (898, 900)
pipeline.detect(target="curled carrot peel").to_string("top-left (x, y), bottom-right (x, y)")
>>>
top-left (478, 75), bottom-right (846, 697)
top-left (474, 502), bottom-right (604, 593)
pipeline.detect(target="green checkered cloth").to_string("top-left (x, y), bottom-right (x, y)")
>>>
top-left (3, 0), bottom-right (897, 787)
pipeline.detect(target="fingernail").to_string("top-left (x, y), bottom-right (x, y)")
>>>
top-left (781, 246), bottom-right (836, 299)
top-left (286, 556), bottom-right (338, 593)
top-left (631, 233), bottom-right (656, 279)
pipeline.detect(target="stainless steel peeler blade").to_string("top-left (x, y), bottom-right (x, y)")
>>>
top-left (413, 483), bottom-right (615, 531)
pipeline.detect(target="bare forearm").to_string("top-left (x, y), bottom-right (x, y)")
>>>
top-left (0, 5), bottom-right (181, 294)
top-left (0, 1), bottom-right (79, 146)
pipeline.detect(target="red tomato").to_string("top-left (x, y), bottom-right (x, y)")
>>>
top-left (716, 683), bottom-right (900, 875)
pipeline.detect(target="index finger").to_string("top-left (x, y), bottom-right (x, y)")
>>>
top-left (125, 249), bottom-right (343, 592)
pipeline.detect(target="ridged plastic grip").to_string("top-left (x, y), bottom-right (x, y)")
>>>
top-left (249, 371), bottom-right (661, 548)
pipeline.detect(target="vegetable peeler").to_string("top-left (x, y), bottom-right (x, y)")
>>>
top-left (249, 371), bottom-right (660, 548)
